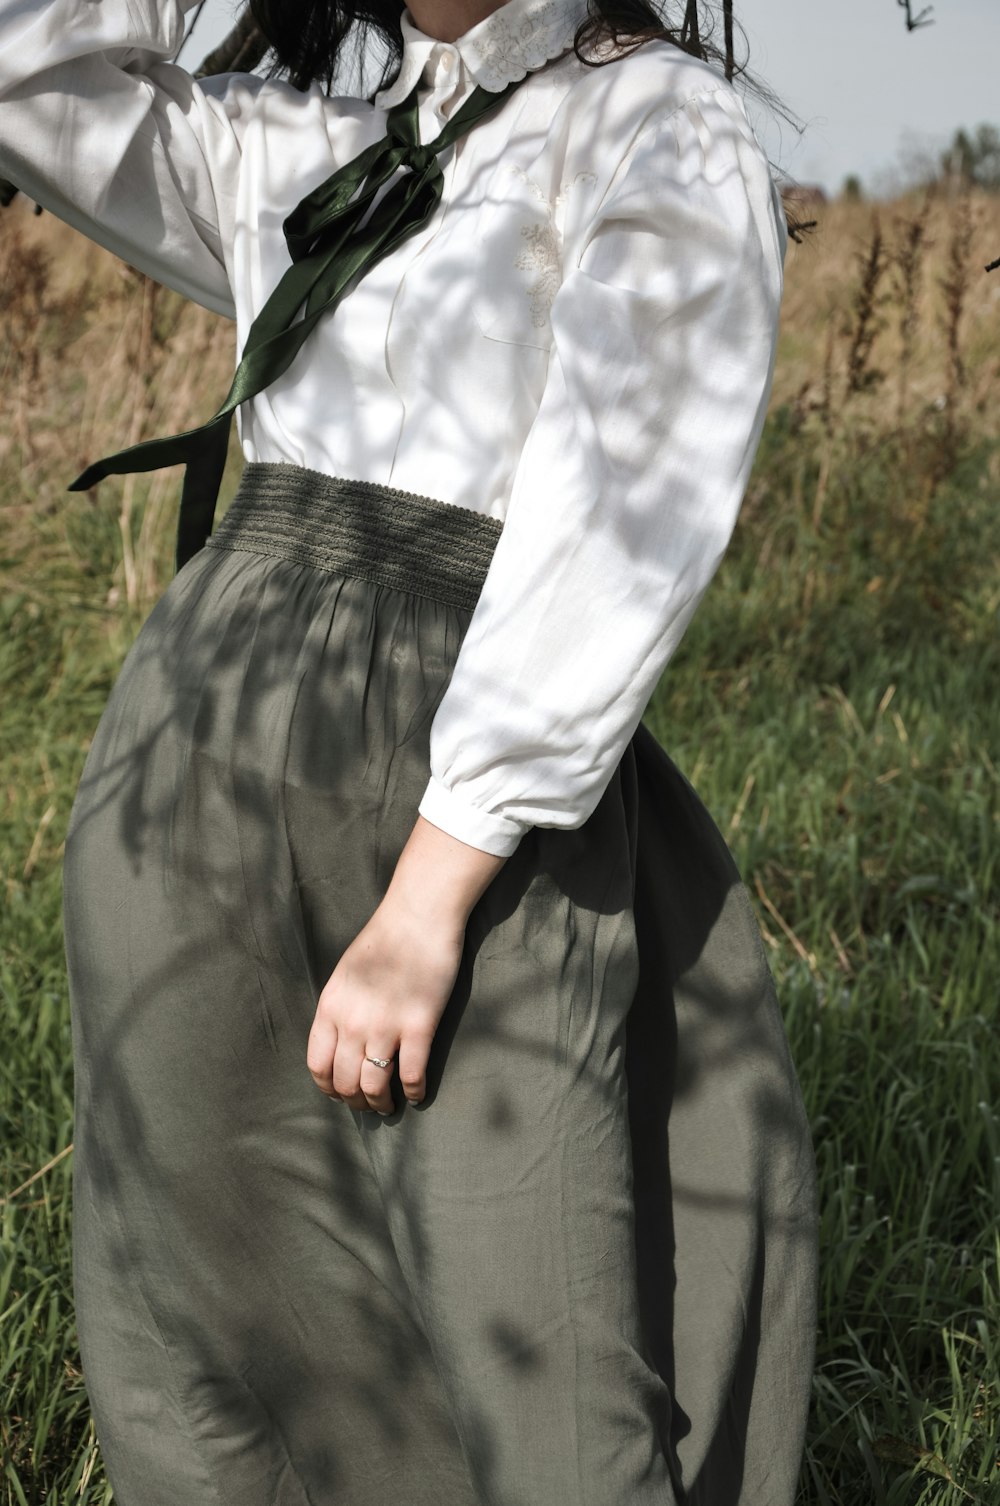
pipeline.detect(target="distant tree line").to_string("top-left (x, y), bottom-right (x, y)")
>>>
top-left (941, 124), bottom-right (1000, 191)
top-left (841, 123), bottom-right (1000, 205)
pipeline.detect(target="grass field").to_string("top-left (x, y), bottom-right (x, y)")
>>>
top-left (2, 179), bottom-right (999, 1504)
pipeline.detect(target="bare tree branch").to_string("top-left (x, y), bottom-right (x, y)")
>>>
top-left (681, 0), bottom-right (700, 56)
top-left (174, 0), bottom-right (208, 62)
top-left (722, 0), bottom-right (734, 82)
top-left (897, 0), bottom-right (934, 30)
top-left (191, 8), bottom-right (268, 78)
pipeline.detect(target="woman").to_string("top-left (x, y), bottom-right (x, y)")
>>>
top-left (0, 0), bottom-right (819, 1500)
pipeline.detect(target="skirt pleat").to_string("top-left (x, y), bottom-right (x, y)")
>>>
top-left (63, 463), bottom-right (819, 1506)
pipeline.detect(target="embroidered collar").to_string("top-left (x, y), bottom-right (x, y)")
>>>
top-left (372, 0), bottom-right (589, 108)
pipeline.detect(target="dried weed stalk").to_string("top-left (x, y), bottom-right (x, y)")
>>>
top-left (0, 215), bottom-right (93, 471)
top-left (844, 214), bottom-right (889, 400)
top-left (939, 188), bottom-right (974, 403)
top-left (890, 191), bottom-right (933, 426)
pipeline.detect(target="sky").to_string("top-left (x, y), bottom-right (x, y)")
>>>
top-left (176, 0), bottom-right (998, 197)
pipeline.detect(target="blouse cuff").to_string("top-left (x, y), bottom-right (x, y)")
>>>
top-left (417, 777), bottom-right (529, 858)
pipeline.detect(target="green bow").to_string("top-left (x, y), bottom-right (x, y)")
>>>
top-left (67, 73), bottom-right (526, 573)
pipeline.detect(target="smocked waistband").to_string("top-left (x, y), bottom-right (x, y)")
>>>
top-left (204, 462), bottom-right (503, 613)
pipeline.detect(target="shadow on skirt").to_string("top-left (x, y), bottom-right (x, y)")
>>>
top-left (63, 462), bottom-right (819, 1506)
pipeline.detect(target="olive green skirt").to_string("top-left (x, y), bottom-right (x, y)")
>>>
top-left (63, 461), bottom-right (819, 1506)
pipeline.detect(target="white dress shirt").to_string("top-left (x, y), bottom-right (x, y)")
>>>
top-left (0, 0), bottom-right (787, 856)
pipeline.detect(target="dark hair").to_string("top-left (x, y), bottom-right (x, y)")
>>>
top-left (247, 0), bottom-right (807, 235)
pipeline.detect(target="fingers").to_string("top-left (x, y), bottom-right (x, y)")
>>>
top-left (329, 1037), bottom-right (398, 1115)
top-left (398, 1027), bottom-right (434, 1106)
top-left (307, 1017), bottom-right (400, 1114)
top-left (358, 1050), bottom-right (397, 1115)
top-left (312, 1026), bottom-right (434, 1113)
top-left (308, 939), bottom-right (441, 1112)
top-left (330, 1038), bottom-right (374, 1111)
top-left (306, 1014), bottom-right (340, 1100)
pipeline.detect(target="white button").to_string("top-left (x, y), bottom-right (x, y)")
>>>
top-left (438, 48), bottom-right (455, 69)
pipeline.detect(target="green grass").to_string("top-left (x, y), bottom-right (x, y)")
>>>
top-left (2, 394), bottom-right (999, 1502)
top-left (650, 410), bottom-right (1000, 1505)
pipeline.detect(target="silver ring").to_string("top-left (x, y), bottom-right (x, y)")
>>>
top-left (365, 1054), bottom-right (393, 1070)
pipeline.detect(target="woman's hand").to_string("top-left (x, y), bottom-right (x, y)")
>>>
top-left (306, 815), bottom-right (508, 1113)
top-left (306, 897), bottom-right (464, 1112)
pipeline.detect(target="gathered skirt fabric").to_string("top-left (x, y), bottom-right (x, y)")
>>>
top-left (63, 462), bottom-right (819, 1506)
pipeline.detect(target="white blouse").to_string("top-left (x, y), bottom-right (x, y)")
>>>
top-left (0, 0), bottom-right (787, 857)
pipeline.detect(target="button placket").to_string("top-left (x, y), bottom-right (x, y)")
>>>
top-left (383, 100), bottom-right (465, 409)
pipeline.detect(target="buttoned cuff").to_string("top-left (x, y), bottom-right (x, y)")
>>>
top-left (417, 777), bottom-right (529, 858)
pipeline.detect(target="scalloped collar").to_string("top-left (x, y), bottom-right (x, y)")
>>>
top-left (372, 0), bottom-right (589, 109)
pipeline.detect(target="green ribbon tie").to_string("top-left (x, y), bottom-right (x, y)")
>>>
top-left (67, 74), bottom-right (527, 573)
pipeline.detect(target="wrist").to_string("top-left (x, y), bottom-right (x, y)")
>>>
top-left (383, 814), bottom-right (507, 934)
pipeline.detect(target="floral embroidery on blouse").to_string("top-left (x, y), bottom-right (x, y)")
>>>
top-left (507, 165), bottom-right (598, 324)
top-left (464, 0), bottom-right (585, 89)
top-left (515, 223), bottom-right (561, 327)
top-left (372, 0), bottom-right (589, 110)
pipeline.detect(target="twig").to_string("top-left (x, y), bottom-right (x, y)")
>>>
top-left (728, 771), bottom-right (755, 834)
top-left (896, 0), bottom-right (934, 29)
top-left (23, 802), bottom-right (56, 878)
top-left (828, 927), bottom-right (853, 975)
top-left (722, 0), bottom-right (735, 81)
top-left (753, 875), bottom-right (818, 972)
top-left (1, 1143), bottom-right (74, 1206)
top-left (193, 10), bottom-right (269, 79)
top-left (681, 0), bottom-right (700, 53)
top-left (173, 0), bottom-right (208, 64)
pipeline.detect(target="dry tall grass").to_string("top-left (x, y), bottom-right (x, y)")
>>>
top-left (774, 182), bottom-right (999, 436)
top-left (1, 200), bottom-right (238, 612)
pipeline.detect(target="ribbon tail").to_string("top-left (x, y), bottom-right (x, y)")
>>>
top-left (174, 415), bottom-right (233, 573)
top-left (66, 411), bottom-right (230, 492)
top-left (66, 409), bottom-right (233, 576)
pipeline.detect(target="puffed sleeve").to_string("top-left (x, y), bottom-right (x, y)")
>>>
top-left (417, 83), bottom-right (787, 857)
top-left (0, 0), bottom-right (265, 317)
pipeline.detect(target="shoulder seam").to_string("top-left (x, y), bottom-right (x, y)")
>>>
top-left (658, 82), bottom-right (739, 124)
